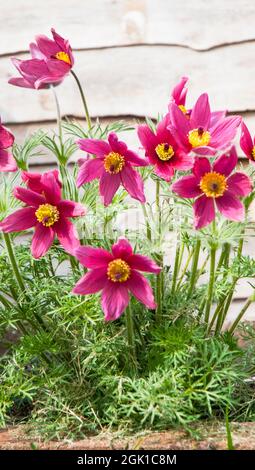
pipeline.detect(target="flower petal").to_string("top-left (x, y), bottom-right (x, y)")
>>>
top-left (121, 163), bottom-right (146, 203)
top-left (41, 172), bottom-right (62, 205)
top-left (210, 116), bottom-right (241, 148)
top-left (169, 103), bottom-right (190, 143)
top-left (190, 93), bottom-right (211, 129)
top-left (108, 132), bottom-right (128, 154)
top-left (240, 122), bottom-right (253, 158)
top-left (99, 172), bottom-right (121, 206)
top-left (170, 76), bottom-right (188, 106)
top-left (75, 245), bottom-right (113, 268)
top-left (0, 207), bottom-right (36, 232)
top-left (112, 237), bottom-right (133, 259)
top-left (227, 172), bottom-right (253, 197)
top-left (216, 191), bottom-right (245, 221)
top-left (14, 187), bottom-right (45, 207)
top-left (126, 270), bottom-right (156, 309)
top-left (128, 254), bottom-right (161, 273)
top-left (0, 150), bottom-right (17, 172)
top-left (0, 125), bottom-right (14, 149)
top-left (76, 158), bottom-right (103, 187)
top-left (124, 150), bottom-right (148, 167)
top-left (137, 124), bottom-right (158, 154)
top-left (192, 156), bottom-right (211, 179)
top-left (154, 161), bottom-right (174, 182)
top-left (31, 223), bottom-right (54, 258)
top-left (172, 175), bottom-right (201, 198)
top-left (73, 269), bottom-right (107, 295)
top-left (58, 200), bottom-right (86, 218)
top-left (102, 282), bottom-right (130, 321)
top-left (213, 146), bottom-right (238, 176)
top-left (193, 195), bottom-right (215, 229)
top-left (54, 218), bottom-right (80, 255)
top-left (78, 138), bottom-right (110, 158)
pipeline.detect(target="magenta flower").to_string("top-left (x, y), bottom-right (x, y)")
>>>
top-left (0, 120), bottom-right (17, 172)
top-left (169, 93), bottom-right (241, 155)
top-left (240, 122), bottom-right (255, 165)
top-left (77, 132), bottom-right (147, 206)
top-left (169, 76), bottom-right (190, 118)
top-left (9, 28), bottom-right (74, 89)
top-left (73, 237), bottom-right (161, 321)
top-left (0, 171), bottom-right (85, 258)
top-left (138, 114), bottom-right (193, 181)
top-left (172, 147), bottom-right (252, 229)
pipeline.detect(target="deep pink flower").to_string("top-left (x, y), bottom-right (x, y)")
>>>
top-left (169, 93), bottom-right (241, 155)
top-left (172, 147), bottom-right (252, 229)
top-left (169, 76), bottom-right (190, 118)
top-left (73, 237), bottom-right (161, 321)
top-left (9, 28), bottom-right (74, 89)
top-left (137, 114), bottom-right (193, 181)
top-left (77, 132), bottom-right (147, 206)
top-left (0, 171), bottom-right (85, 258)
top-left (240, 122), bottom-right (255, 165)
top-left (0, 120), bottom-right (17, 172)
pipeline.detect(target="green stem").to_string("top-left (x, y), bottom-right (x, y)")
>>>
top-left (3, 233), bottom-right (26, 293)
top-left (176, 247), bottom-right (194, 291)
top-left (125, 303), bottom-right (137, 373)
top-left (141, 204), bottom-right (151, 242)
top-left (204, 245), bottom-right (216, 324)
top-left (171, 243), bottom-right (180, 295)
top-left (71, 70), bottom-right (92, 131)
top-left (51, 85), bottom-right (64, 156)
top-left (187, 239), bottom-right (201, 297)
top-left (155, 180), bottom-right (163, 322)
top-left (229, 298), bottom-right (253, 335)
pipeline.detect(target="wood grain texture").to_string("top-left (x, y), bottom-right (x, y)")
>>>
top-left (1, 0), bottom-right (255, 55)
top-left (1, 43), bottom-right (255, 124)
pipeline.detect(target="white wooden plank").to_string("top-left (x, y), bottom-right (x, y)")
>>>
top-left (0, 0), bottom-right (255, 54)
top-left (1, 43), bottom-right (255, 124)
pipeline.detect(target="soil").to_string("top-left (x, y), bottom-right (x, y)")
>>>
top-left (0, 422), bottom-right (255, 450)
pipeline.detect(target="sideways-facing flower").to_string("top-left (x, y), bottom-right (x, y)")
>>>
top-left (0, 171), bottom-right (85, 258)
top-left (169, 76), bottom-right (190, 118)
top-left (73, 237), bottom-right (161, 321)
top-left (77, 132), bottom-right (147, 206)
top-left (0, 120), bottom-right (17, 172)
top-left (172, 147), bottom-right (252, 229)
top-left (9, 28), bottom-right (74, 89)
top-left (169, 93), bottom-right (241, 155)
top-left (137, 114), bottom-right (193, 181)
top-left (240, 122), bottom-right (255, 165)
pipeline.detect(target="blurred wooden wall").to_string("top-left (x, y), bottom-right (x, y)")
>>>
top-left (0, 0), bottom-right (254, 321)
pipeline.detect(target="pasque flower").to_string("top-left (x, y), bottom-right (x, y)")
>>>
top-left (9, 28), bottom-right (74, 89)
top-left (240, 122), bottom-right (255, 165)
top-left (169, 93), bottom-right (241, 155)
top-left (73, 237), bottom-right (161, 321)
top-left (172, 147), bottom-right (252, 229)
top-left (137, 114), bottom-right (193, 181)
top-left (0, 171), bottom-right (85, 258)
top-left (77, 132), bottom-right (147, 205)
top-left (0, 120), bottom-right (17, 172)
top-left (169, 76), bottom-right (190, 118)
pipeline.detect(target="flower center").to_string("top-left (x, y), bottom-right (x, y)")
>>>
top-left (188, 127), bottom-right (211, 148)
top-left (107, 259), bottom-right (131, 283)
top-left (155, 143), bottom-right (175, 161)
top-left (200, 172), bottom-right (228, 198)
top-left (251, 146), bottom-right (255, 160)
top-left (104, 152), bottom-right (125, 174)
top-left (55, 51), bottom-right (71, 65)
top-left (35, 204), bottom-right (60, 227)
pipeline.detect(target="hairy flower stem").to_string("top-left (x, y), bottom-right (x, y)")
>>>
top-left (176, 247), bottom-right (194, 291)
top-left (71, 70), bottom-right (92, 131)
top-left (204, 245), bottom-right (216, 324)
top-left (229, 298), bottom-right (253, 334)
top-left (171, 243), bottom-right (180, 295)
top-left (155, 180), bottom-right (163, 322)
top-left (141, 204), bottom-right (151, 241)
top-left (51, 85), bottom-right (64, 157)
top-left (125, 303), bottom-right (137, 373)
top-left (187, 239), bottom-right (201, 297)
top-left (3, 233), bottom-right (26, 293)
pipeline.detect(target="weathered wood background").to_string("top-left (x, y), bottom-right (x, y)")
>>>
top-left (0, 0), bottom-right (254, 321)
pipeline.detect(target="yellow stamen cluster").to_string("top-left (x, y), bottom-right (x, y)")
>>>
top-left (188, 128), bottom-right (211, 148)
top-left (55, 51), bottom-right (71, 65)
top-left (252, 146), bottom-right (255, 160)
top-left (200, 172), bottom-right (228, 198)
top-left (107, 259), bottom-right (131, 283)
top-left (104, 152), bottom-right (125, 174)
top-left (35, 204), bottom-right (60, 227)
top-left (155, 143), bottom-right (174, 161)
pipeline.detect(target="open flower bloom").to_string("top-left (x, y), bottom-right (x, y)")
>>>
top-left (77, 132), bottom-right (148, 206)
top-left (0, 171), bottom-right (85, 258)
top-left (172, 147), bottom-right (252, 229)
top-left (137, 114), bottom-right (193, 181)
top-left (169, 93), bottom-right (241, 156)
top-left (0, 120), bottom-right (17, 172)
top-left (73, 237), bottom-right (161, 321)
top-left (240, 122), bottom-right (255, 165)
top-left (9, 28), bottom-right (74, 89)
